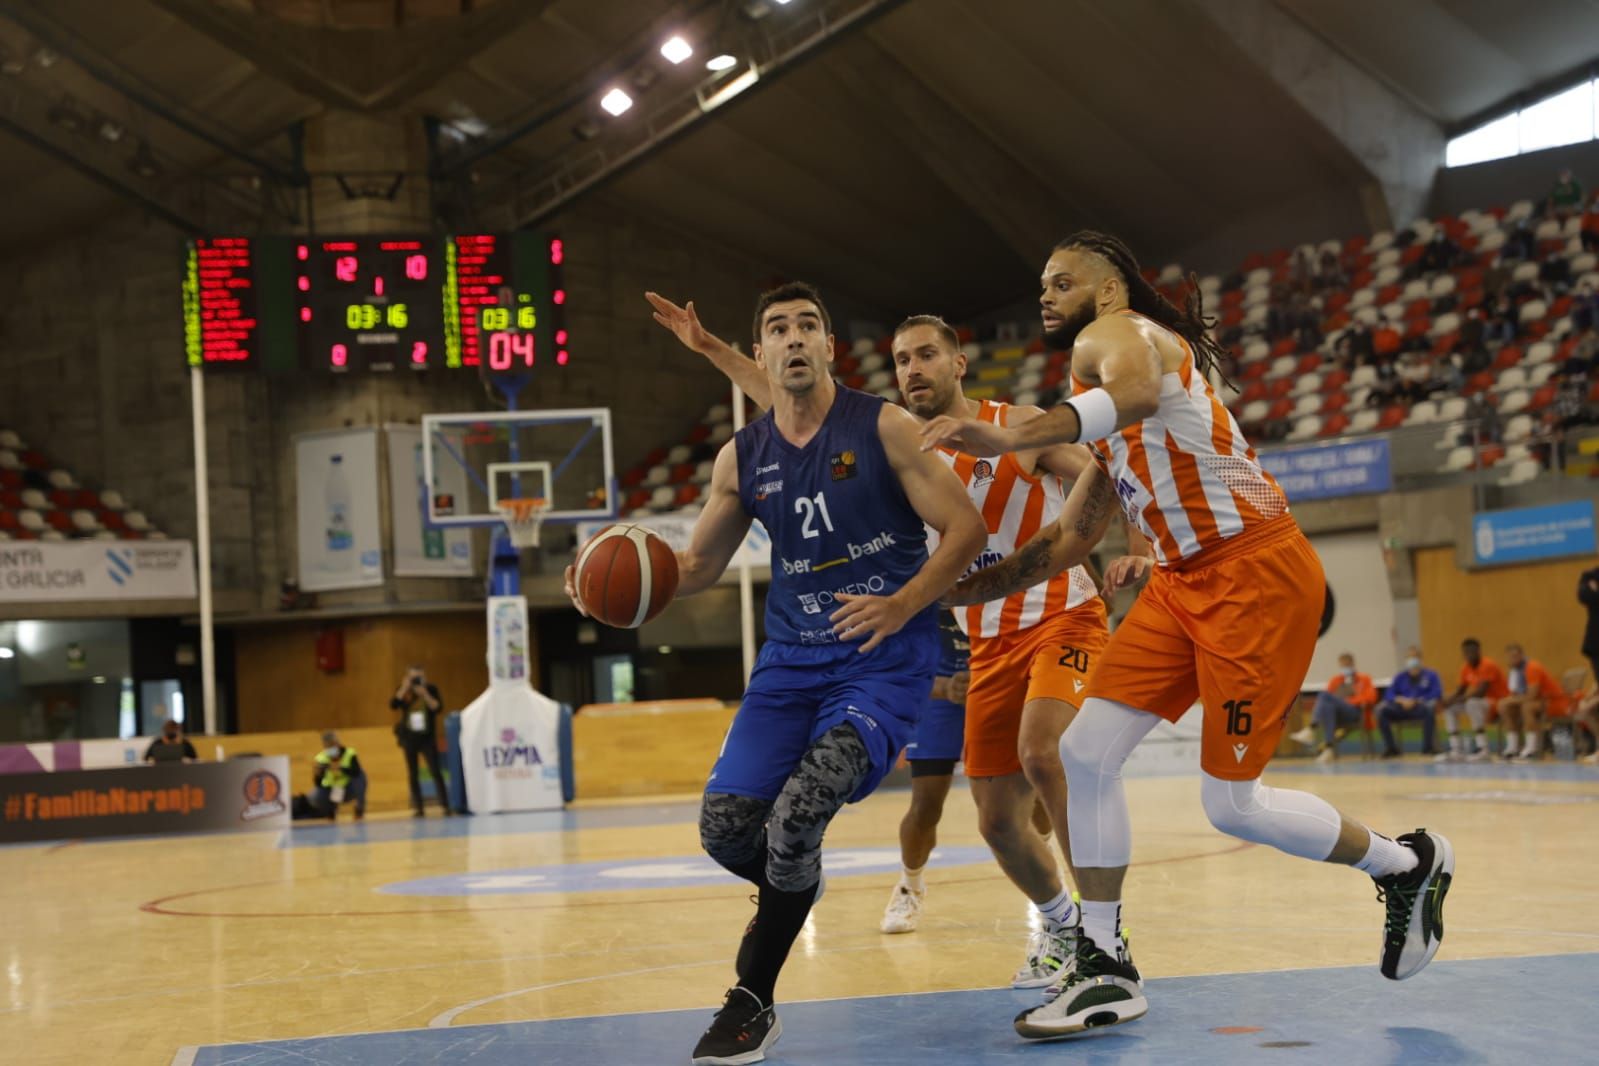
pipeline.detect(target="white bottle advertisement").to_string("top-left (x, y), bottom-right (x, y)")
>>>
top-left (385, 425), bottom-right (474, 577)
top-left (295, 428), bottom-right (383, 591)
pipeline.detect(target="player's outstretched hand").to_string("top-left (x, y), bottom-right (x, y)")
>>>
top-left (1100, 554), bottom-right (1152, 596)
top-left (563, 563), bottom-right (588, 617)
top-left (830, 593), bottom-right (911, 653)
top-left (645, 292), bottom-right (720, 356)
top-left (919, 415), bottom-right (1014, 457)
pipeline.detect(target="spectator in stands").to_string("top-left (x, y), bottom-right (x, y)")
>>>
top-left (1458, 392), bottom-right (1501, 444)
top-left (1290, 248), bottom-right (1315, 294)
top-left (1504, 217), bottom-right (1537, 261)
top-left (1539, 250), bottom-right (1573, 294)
top-left (310, 730), bottom-right (367, 819)
top-left (1582, 192), bottom-right (1599, 253)
top-left (1497, 644), bottom-right (1568, 760)
top-left (143, 718), bottom-right (198, 765)
top-left (1440, 638), bottom-right (1505, 761)
top-left (1316, 248), bottom-right (1347, 290)
top-left (391, 665), bottom-right (454, 817)
top-left (1548, 168), bottom-right (1585, 219)
top-left (1336, 321), bottom-right (1375, 367)
top-left (1546, 377), bottom-right (1593, 432)
top-left (1483, 296), bottom-right (1518, 345)
top-left (1417, 229), bottom-right (1459, 274)
top-left (1290, 653), bottom-right (1378, 763)
top-left (1377, 648), bottom-right (1442, 758)
top-left (1395, 352), bottom-right (1434, 404)
top-left (1570, 282), bottom-right (1599, 333)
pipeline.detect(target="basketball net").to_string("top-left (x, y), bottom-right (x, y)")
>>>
top-left (496, 497), bottom-right (550, 549)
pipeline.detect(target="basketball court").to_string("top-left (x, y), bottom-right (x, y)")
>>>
top-left (8, 757), bottom-right (1596, 1066)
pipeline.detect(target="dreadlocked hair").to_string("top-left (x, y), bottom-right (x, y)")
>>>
top-left (1054, 230), bottom-right (1235, 391)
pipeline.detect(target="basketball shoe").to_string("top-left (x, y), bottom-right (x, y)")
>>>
top-left (1011, 921), bottom-right (1078, 988)
top-left (690, 987), bottom-right (781, 1065)
top-left (1374, 828), bottom-right (1454, 980)
top-left (879, 881), bottom-right (924, 934)
top-left (1014, 930), bottom-right (1146, 1039)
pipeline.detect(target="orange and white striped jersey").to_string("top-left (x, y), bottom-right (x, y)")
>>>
top-left (927, 400), bottom-right (1099, 640)
top-left (1072, 310), bottom-right (1289, 567)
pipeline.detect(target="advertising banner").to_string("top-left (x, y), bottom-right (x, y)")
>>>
top-left (0, 541), bottom-right (196, 603)
top-left (458, 686), bottom-right (565, 814)
top-left (296, 428), bottom-right (382, 591)
top-left (386, 425), bottom-right (474, 577)
top-left (575, 513), bottom-right (771, 568)
top-left (1257, 438), bottom-right (1392, 502)
top-left (0, 756), bottom-right (291, 843)
top-left (1473, 500), bottom-right (1597, 566)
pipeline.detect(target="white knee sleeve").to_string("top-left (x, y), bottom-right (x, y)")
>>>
top-left (1199, 773), bottom-right (1342, 861)
top-left (1058, 698), bottom-right (1162, 869)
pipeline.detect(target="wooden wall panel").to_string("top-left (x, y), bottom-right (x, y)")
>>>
top-left (232, 613), bottom-right (502, 734)
top-left (572, 700), bottom-right (732, 798)
top-left (1414, 547), bottom-right (1593, 680)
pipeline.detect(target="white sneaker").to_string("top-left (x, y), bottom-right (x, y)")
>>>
top-left (879, 882), bottom-right (923, 934)
top-left (1466, 748), bottom-right (1490, 762)
top-left (1289, 726), bottom-right (1318, 747)
top-left (1011, 922), bottom-right (1077, 988)
top-left (1519, 744), bottom-right (1540, 760)
top-left (1014, 932), bottom-right (1146, 1040)
top-left (1315, 747), bottom-right (1336, 764)
top-left (1432, 750), bottom-right (1457, 763)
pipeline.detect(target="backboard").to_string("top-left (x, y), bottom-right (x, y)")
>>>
top-left (420, 408), bottom-right (615, 530)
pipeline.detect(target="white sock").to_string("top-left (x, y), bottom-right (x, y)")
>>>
top-left (1505, 731), bottom-right (1520, 754)
top-left (1034, 886), bottom-right (1078, 928)
top-left (1448, 732), bottom-right (1461, 754)
top-left (1474, 730), bottom-right (1489, 752)
top-left (1080, 899), bottom-right (1121, 953)
top-left (1353, 829), bottom-right (1420, 878)
top-left (901, 864), bottom-right (925, 892)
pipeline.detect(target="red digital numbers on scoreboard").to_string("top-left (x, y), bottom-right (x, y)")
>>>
top-left (184, 238), bottom-right (259, 367)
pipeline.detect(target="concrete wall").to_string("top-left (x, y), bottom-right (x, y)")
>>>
top-left (1429, 139), bottom-right (1599, 219)
top-left (0, 195), bottom-right (798, 614)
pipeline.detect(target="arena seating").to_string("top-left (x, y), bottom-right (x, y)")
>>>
top-left (613, 202), bottom-right (1599, 515)
top-left (0, 428), bottom-right (164, 541)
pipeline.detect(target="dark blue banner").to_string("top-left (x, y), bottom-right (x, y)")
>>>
top-left (1473, 500), bottom-right (1597, 566)
top-left (1257, 438), bottom-right (1392, 501)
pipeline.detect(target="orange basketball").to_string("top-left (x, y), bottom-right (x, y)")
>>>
top-left (574, 524), bottom-right (680, 628)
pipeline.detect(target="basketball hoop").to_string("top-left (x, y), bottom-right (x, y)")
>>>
top-left (496, 497), bottom-right (550, 549)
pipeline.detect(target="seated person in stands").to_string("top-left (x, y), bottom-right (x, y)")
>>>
top-left (1539, 251), bottom-right (1572, 294)
top-left (1484, 296), bottom-right (1518, 344)
top-left (1377, 648), bottom-right (1442, 758)
top-left (310, 731), bottom-right (367, 819)
top-left (1569, 282), bottom-right (1598, 333)
top-left (1417, 230), bottom-right (1458, 274)
top-left (1498, 644), bottom-right (1569, 760)
top-left (1290, 652), bottom-right (1378, 763)
top-left (1316, 248), bottom-right (1348, 289)
top-left (1548, 168), bottom-right (1585, 219)
top-left (143, 719), bottom-right (198, 765)
top-left (1582, 193), bottom-right (1599, 253)
top-left (1338, 319), bottom-right (1377, 365)
top-left (1504, 217), bottom-right (1537, 261)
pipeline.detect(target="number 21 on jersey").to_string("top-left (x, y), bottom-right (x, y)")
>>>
top-left (794, 492), bottom-right (835, 539)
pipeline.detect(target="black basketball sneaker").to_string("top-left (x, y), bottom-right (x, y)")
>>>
top-left (690, 986), bottom-right (781, 1065)
top-left (1375, 828), bottom-right (1454, 980)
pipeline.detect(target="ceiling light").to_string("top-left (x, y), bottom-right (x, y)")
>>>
top-left (98, 119), bottom-right (125, 143)
top-left (700, 66), bottom-right (759, 112)
top-left (706, 54), bottom-right (738, 72)
top-left (0, 647), bottom-right (14, 659)
top-left (599, 88), bottom-right (633, 116)
top-left (32, 47), bottom-right (58, 68)
top-left (661, 36), bottom-right (692, 65)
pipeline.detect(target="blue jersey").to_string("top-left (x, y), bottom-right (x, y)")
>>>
top-left (936, 609), bottom-right (969, 677)
top-left (735, 386), bottom-right (936, 652)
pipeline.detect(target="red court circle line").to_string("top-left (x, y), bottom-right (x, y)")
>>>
top-left (138, 840), bottom-right (1253, 919)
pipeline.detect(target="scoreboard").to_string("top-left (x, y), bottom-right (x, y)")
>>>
top-left (182, 232), bottom-right (568, 374)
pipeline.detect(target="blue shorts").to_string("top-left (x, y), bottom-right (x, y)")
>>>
top-left (905, 699), bottom-right (965, 763)
top-left (706, 630), bottom-right (936, 804)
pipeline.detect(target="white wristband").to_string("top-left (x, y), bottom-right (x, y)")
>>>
top-left (1066, 387), bottom-right (1119, 443)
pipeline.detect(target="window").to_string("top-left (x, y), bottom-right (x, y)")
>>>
top-left (1445, 77), bottom-right (1599, 167)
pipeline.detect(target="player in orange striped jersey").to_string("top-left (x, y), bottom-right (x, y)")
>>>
top-left (922, 231), bottom-right (1455, 1040)
top-left (647, 292), bottom-right (1152, 990)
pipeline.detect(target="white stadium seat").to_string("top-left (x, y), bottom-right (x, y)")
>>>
top-left (1498, 458), bottom-right (1542, 485)
top-left (1243, 283), bottom-right (1271, 309)
top-left (1368, 230), bottom-right (1395, 251)
top-left (1243, 305), bottom-right (1268, 328)
top-left (708, 422), bottom-right (734, 445)
top-left (1374, 247), bottom-right (1401, 269)
top-left (1430, 312), bottom-right (1461, 336)
top-left (1158, 263), bottom-right (1184, 285)
top-left (46, 469), bottom-right (76, 489)
top-left (1535, 218), bottom-right (1562, 241)
top-left (1318, 239), bottom-right (1342, 256)
top-left (644, 464), bottom-right (670, 487)
top-left (1496, 366), bottom-right (1528, 392)
top-left (960, 342), bottom-right (982, 362)
top-left (1380, 300), bottom-right (1407, 323)
top-left (1243, 338), bottom-right (1271, 361)
top-left (70, 509), bottom-right (100, 532)
top-left (1350, 365), bottom-right (1379, 388)
top-left (1241, 400), bottom-right (1270, 422)
top-left (666, 444), bottom-right (692, 465)
top-left (1525, 341), bottom-right (1556, 365)
top-left (1571, 253), bottom-right (1597, 274)
top-left (1441, 446), bottom-right (1475, 472)
top-left (1348, 385), bottom-right (1372, 409)
top-left (1269, 355), bottom-right (1297, 378)
top-left (866, 369), bottom-right (894, 391)
top-left (1348, 287), bottom-right (1377, 309)
top-left (1517, 299), bottom-right (1548, 325)
top-left (1287, 415), bottom-right (1322, 440)
top-left (1506, 199), bottom-right (1535, 222)
top-left (1374, 264), bottom-right (1402, 288)
top-left (1498, 389), bottom-right (1531, 415)
top-left (1292, 373), bottom-right (1323, 398)
top-left (1292, 393), bottom-right (1322, 417)
top-left (1428, 274), bottom-right (1458, 298)
top-left (1401, 279), bottom-right (1429, 301)
top-left (18, 509), bottom-right (47, 531)
top-left (1502, 414), bottom-right (1535, 442)
top-left (1352, 305), bottom-right (1381, 326)
top-left (1502, 443), bottom-right (1534, 464)
top-left (648, 486), bottom-right (676, 510)
top-left (98, 490), bottom-right (126, 511)
top-left (0, 429), bottom-right (22, 449)
top-left (1529, 363), bottom-right (1557, 387)
top-left (1405, 400), bottom-right (1440, 425)
top-left (850, 337), bottom-right (875, 356)
top-left (1013, 389), bottom-right (1041, 407)
top-left (0, 449), bottom-right (20, 471)
top-left (859, 352), bottom-right (887, 373)
top-left (1348, 408), bottom-right (1379, 433)
top-left (1246, 267), bottom-right (1272, 287)
top-left (1436, 396), bottom-right (1469, 421)
top-left (704, 403), bottom-right (731, 424)
top-left (20, 488), bottom-right (48, 510)
top-left (40, 530), bottom-right (66, 542)
top-left (1511, 261), bottom-right (1540, 283)
top-left (1477, 229), bottom-right (1507, 252)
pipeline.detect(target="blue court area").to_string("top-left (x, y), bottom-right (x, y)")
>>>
top-left (279, 798), bottom-right (707, 848)
top-left (185, 953), bottom-right (1597, 1065)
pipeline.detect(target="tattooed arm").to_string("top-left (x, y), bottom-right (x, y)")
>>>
top-left (941, 464), bottom-right (1120, 606)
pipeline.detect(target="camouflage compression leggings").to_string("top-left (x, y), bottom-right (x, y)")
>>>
top-left (699, 723), bottom-right (871, 892)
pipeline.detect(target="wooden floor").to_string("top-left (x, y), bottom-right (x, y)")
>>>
top-left (7, 758), bottom-right (1599, 1066)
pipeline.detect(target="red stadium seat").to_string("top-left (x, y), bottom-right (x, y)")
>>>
top-left (644, 447), bottom-right (667, 468)
top-left (1344, 235), bottom-right (1368, 255)
top-left (0, 490), bottom-right (20, 510)
top-left (1477, 444), bottom-right (1506, 468)
top-left (98, 510), bottom-right (126, 531)
top-left (1319, 412), bottom-right (1351, 436)
top-left (1492, 346), bottom-right (1523, 370)
top-left (674, 484), bottom-right (701, 507)
top-left (671, 463), bottom-right (695, 483)
top-left (1377, 406), bottom-right (1407, 429)
top-left (1350, 269), bottom-right (1374, 290)
top-left (1241, 252), bottom-right (1266, 272)
top-left (1400, 245), bottom-right (1424, 266)
top-left (0, 511), bottom-right (18, 531)
top-left (1431, 332), bottom-right (1460, 356)
top-left (1321, 391), bottom-right (1349, 413)
top-left (876, 336), bottom-right (893, 354)
top-left (1590, 379), bottom-right (1599, 403)
top-left (1525, 319), bottom-right (1551, 339)
top-left (21, 450), bottom-right (47, 469)
top-left (1529, 385), bottom-right (1558, 411)
top-left (1456, 266), bottom-right (1484, 290)
top-left (1241, 360), bottom-right (1270, 382)
top-left (1295, 354), bottom-right (1321, 375)
top-left (45, 510), bottom-right (71, 532)
top-left (1220, 289), bottom-right (1245, 307)
top-left (1457, 287), bottom-right (1485, 310)
top-left (620, 468), bottom-right (644, 488)
top-left (1271, 337), bottom-right (1297, 356)
top-left (1537, 238), bottom-right (1565, 257)
top-left (1406, 299), bottom-right (1431, 319)
top-left (49, 489), bottom-right (76, 510)
top-left (1464, 372), bottom-right (1495, 396)
top-left (1325, 290), bottom-right (1351, 312)
top-left (1405, 317), bottom-right (1431, 338)
top-left (1268, 378), bottom-right (1294, 399)
top-left (1324, 310), bottom-right (1351, 330)
top-left (1240, 381), bottom-right (1269, 403)
top-left (955, 327), bottom-right (975, 344)
top-left (1027, 337), bottom-right (1046, 354)
top-left (624, 489), bottom-right (651, 512)
top-left (1268, 398), bottom-right (1294, 420)
top-left (1377, 284), bottom-right (1403, 305)
top-left (685, 423), bottom-right (710, 444)
top-left (844, 374), bottom-right (867, 389)
top-left (1220, 306), bottom-right (1245, 327)
top-left (1559, 335), bottom-right (1582, 359)
top-left (1373, 328), bottom-right (1401, 355)
top-left (1550, 295), bottom-right (1574, 318)
top-left (1322, 369), bottom-right (1350, 391)
top-left (0, 469), bottom-right (20, 490)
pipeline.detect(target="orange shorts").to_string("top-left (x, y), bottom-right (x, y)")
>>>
top-left (1084, 516), bottom-right (1323, 781)
top-left (963, 598), bottom-right (1109, 777)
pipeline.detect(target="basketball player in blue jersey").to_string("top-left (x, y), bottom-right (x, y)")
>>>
top-left (567, 281), bottom-right (984, 1065)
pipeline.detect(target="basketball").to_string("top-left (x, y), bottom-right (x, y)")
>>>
top-left (573, 524), bottom-right (680, 628)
